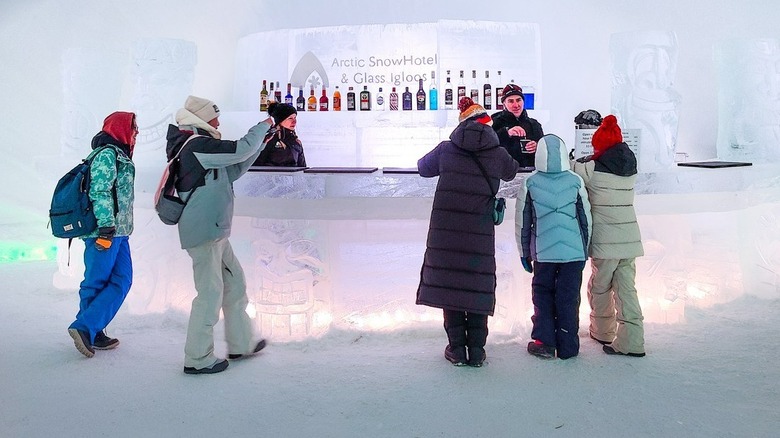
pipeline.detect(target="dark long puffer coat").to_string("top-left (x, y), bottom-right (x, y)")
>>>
top-left (416, 120), bottom-right (520, 315)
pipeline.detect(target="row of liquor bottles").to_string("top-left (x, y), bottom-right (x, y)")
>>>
top-left (259, 70), bottom-right (528, 112)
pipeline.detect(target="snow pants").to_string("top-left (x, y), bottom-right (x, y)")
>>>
top-left (530, 261), bottom-right (585, 359)
top-left (70, 236), bottom-right (132, 343)
top-left (588, 258), bottom-right (645, 355)
top-left (184, 238), bottom-right (255, 369)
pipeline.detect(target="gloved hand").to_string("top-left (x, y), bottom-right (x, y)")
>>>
top-left (95, 226), bottom-right (116, 251)
top-left (521, 257), bottom-right (533, 273)
top-left (576, 154), bottom-right (593, 163)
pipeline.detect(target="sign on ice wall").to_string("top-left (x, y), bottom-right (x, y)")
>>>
top-left (573, 128), bottom-right (641, 160)
top-left (233, 21), bottom-right (541, 111)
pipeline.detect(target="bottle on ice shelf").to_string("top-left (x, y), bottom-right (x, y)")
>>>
top-left (274, 81), bottom-right (282, 103)
top-left (319, 86), bottom-right (329, 111)
top-left (444, 70), bottom-right (453, 109)
top-left (285, 83), bottom-right (293, 106)
top-left (429, 71), bottom-right (438, 110)
top-left (470, 70), bottom-right (479, 103)
top-left (483, 71), bottom-right (492, 110)
top-left (307, 86), bottom-right (317, 112)
top-left (457, 70), bottom-right (466, 103)
top-left (347, 86), bottom-right (356, 111)
top-left (359, 86), bottom-right (371, 111)
top-left (376, 87), bottom-right (385, 110)
top-left (333, 86), bottom-right (341, 111)
top-left (259, 79), bottom-right (269, 111)
top-left (402, 86), bottom-right (413, 111)
top-left (389, 87), bottom-right (399, 110)
top-left (296, 87), bottom-right (305, 111)
top-left (416, 78), bottom-right (426, 110)
top-left (496, 70), bottom-right (504, 110)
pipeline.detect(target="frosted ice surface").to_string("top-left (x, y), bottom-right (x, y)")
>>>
top-left (715, 38), bottom-right (780, 162)
top-left (610, 31), bottom-right (681, 172)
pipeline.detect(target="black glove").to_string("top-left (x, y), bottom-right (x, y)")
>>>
top-left (521, 257), bottom-right (533, 274)
top-left (576, 155), bottom-right (593, 163)
top-left (95, 226), bottom-right (116, 251)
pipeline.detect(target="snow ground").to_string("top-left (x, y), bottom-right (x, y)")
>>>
top-left (1, 261), bottom-right (778, 437)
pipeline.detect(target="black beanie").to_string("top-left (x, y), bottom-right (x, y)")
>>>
top-left (268, 102), bottom-right (297, 125)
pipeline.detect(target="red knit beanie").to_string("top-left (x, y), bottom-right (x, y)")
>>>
top-left (591, 114), bottom-right (622, 158)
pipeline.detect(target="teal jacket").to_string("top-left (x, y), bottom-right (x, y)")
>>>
top-left (516, 134), bottom-right (591, 263)
top-left (85, 144), bottom-right (135, 238)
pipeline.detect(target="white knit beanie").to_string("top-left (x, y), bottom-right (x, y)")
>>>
top-left (184, 95), bottom-right (220, 123)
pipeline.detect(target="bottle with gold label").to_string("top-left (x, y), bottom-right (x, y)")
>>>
top-left (307, 86), bottom-right (317, 112)
top-left (260, 80), bottom-right (269, 111)
top-left (333, 86), bottom-right (342, 111)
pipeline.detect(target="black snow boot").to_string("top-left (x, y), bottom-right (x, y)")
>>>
top-left (443, 310), bottom-right (468, 366)
top-left (93, 330), bottom-right (119, 350)
top-left (465, 312), bottom-right (489, 367)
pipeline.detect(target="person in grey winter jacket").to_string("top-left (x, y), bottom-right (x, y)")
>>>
top-left (516, 134), bottom-right (591, 359)
top-left (166, 95), bottom-right (273, 374)
top-left (417, 97), bottom-right (519, 367)
top-left (571, 115), bottom-right (646, 357)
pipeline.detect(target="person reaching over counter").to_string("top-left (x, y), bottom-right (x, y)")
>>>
top-left (253, 102), bottom-right (306, 167)
top-left (491, 83), bottom-right (544, 168)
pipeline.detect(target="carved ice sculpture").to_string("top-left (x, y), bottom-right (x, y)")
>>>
top-left (130, 39), bottom-right (197, 155)
top-left (715, 38), bottom-right (780, 162)
top-left (61, 48), bottom-right (125, 155)
top-left (610, 31), bottom-right (681, 172)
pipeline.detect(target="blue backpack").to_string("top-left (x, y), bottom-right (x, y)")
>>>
top-left (49, 146), bottom-right (114, 239)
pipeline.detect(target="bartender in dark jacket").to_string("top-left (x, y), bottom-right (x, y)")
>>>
top-left (491, 84), bottom-right (544, 168)
top-left (253, 102), bottom-right (306, 167)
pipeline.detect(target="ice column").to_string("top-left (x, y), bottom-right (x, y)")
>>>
top-left (715, 38), bottom-right (780, 163)
top-left (610, 31), bottom-right (681, 172)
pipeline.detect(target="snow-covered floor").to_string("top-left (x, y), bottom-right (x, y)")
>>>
top-left (1, 260), bottom-right (778, 437)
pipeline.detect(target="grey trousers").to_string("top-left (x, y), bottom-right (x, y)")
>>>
top-left (587, 258), bottom-right (645, 355)
top-left (184, 238), bottom-right (255, 369)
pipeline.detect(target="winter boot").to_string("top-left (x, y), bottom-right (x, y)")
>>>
top-left (443, 310), bottom-right (468, 366)
top-left (183, 359), bottom-right (229, 375)
top-left (93, 330), bottom-right (119, 350)
top-left (229, 339), bottom-right (267, 360)
top-left (465, 312), bottom-right (489, 367)
top-left (603, 344), bottom-right (645, 357)
top-left (68, 328), bottom-right (94, 358)
top-left (527, 340), bottom-right (556, 359)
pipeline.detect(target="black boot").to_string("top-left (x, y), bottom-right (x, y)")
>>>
top-left (466, 313), bottom-right (489, 367)
top-left (443, 310), bottom-right (468, 366)
top-left (93, 330), bottom-right (119, 350)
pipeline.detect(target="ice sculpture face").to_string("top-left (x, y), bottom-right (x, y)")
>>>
top-left (610, 31), bottom-right (681, 172)
top-left (61, 48), bottom-right (124, 155)
top-left (715, 38), bottom-right (780, 162)
top-left (130, 39), bottom-right (197, 153)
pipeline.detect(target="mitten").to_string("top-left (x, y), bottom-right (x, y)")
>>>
top-left (576, 155), bottom-right (593, 163)
top-left (521, 257), bottom-right (533, 274)
top-left (95, 226), bottom-right (116, 251)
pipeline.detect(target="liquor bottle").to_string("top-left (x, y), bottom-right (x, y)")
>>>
top-left (259, 80), bottom-right (269, 111)
top-left (402, 86), bottom-right (413, 111)
top-left (483, 71), bottom-right (492, 110)
top-left (444, 70), bottom-right (453, 109)
top-left (376, 87), bottom-right (385, 110)
top-left (333, 86), bottom-right (341, 111)
top-left (347, 86), bottom-right (356, 111)
top-left (274, 81), bottom-right (282, 103)
top-left (389, 87), bottom-right (399, 110)
top-left (285, 83), bottom-right (293, 106)
top-left (319, 86), bottom-right (329, 111)
top-left (296, 88), bottom-right (306, 111)
top-left (470, 70), bottom-right (479, 103)
top-left (359, 86), bottom-right (371, 111)
top-left (457, 70), bottom-right (466, 103)
top-left (496, 70), bottom-right (504, 110)
top-left (268, 81), bottom-right (275, 103)
top-left (307, 86), bottom-right (317, 112)
top-left (416, 78), bottom-right (426, 110)
top-left (429, 71), bottom-right (438, 110)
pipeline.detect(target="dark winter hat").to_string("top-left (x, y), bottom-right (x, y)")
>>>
top-left (574, 109), bottom-right (602, 128)
top-left (591, 114), bottom-right (623, 158)
top-left (501, 83), bottom-right (524, 102)
top-left (268, 102), bottom-right (297, 125)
